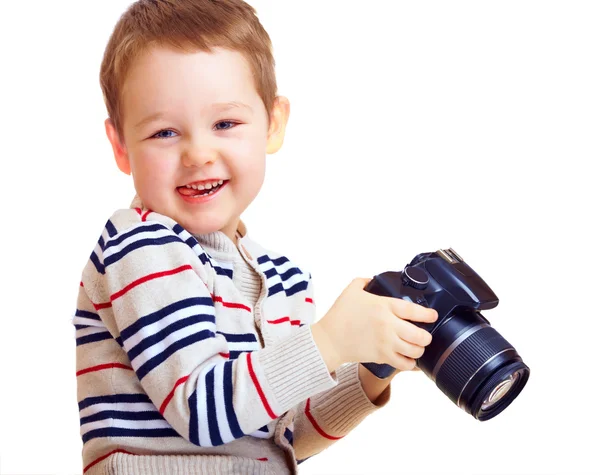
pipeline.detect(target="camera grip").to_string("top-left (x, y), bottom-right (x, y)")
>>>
top-left (361, 362), bottom-right (396, 379)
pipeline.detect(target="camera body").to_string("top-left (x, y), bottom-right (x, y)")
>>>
top-left (363, 248), bottom-right (529, 421)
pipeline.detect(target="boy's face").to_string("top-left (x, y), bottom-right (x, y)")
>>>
top-left (105, 46), bottom-right (289, 241)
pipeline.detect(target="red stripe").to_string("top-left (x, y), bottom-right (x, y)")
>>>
top-left (92, 301), bottom-right (112, 310)
top-left (219, 352), bottom-right (230, 358)
top-left (160, 374), bottom-right (190, 414)
top-left (305, 398), bottom-right (343, 440)
top-left (80, 281), bottom-right (84, 287)
top-left (84, 449), bottom-right (134, 473)
top-left (266, 317), bottom-right (301, 326)
top-left (76, 363), bottom-right (133, 377)
top-left (211, 294), bottom-right (251, 312)
top-left (141, 209), bottom-right (152, 222)
top-left (111, 265), bottom-right (193, 302)
top-left (257, 457), bottom-right (268, 461)
top-left (246, 353), bottom-right (277, 419)
top-left (305, 297), bottom-right (314, 304)
top-left (134, 208), bottom-right (142, 215)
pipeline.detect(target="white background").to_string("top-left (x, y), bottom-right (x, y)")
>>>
top-left (0, 1), bottom-right (598, 474)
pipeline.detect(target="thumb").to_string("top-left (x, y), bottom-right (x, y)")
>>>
top-left (352, 277), bottom-right (372, 289)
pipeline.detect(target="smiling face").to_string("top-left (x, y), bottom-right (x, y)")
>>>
top-left (105, 46), bottom-right (289, 241)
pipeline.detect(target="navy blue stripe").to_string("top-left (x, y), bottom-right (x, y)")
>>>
top-left (257, 255), bottom-right (270, 265)
top-left (258, 425), bottom-right (269, 433)
top-left (127, 315), bottom-right (211, 361)
top-left (223, 361), bottom-right (244, 438)
top-left (115, 336), bottom-right (123, 347)
top-left (206, 368), bottom-right (223, 446)
top-left (297, 457), bottom-right (309, 465)
top-left (185, 236), bottom-right (198, 248)
top-left (80, 410), bottom-right (164, 425)
top-left (82, 427), bottom-right (179, 444)
top-left (79, 393), bottom-right (151, 411)
top-left (215, 266), bottom-right (233, 279)
top-left (104, 223), bottom-right (167, 250)
top-left (173, 224), bottom-right (184, 234)
top-left (264, 266), bottom-right (302, 281)
top-left (121, 297), bottom-right (214, 341)
top-left (270, 256), bottom-right (290, 266)
top-left (75, 324), bottom-right (91, 330)
top-left (189, 390), bottom-right (199, 445)
top-left (98, 235), bottom-right (105, 251)
top-left (75, 309), bottom-right (101, 321)
top-left (284, 428), bottom-right (293, 445)
top-left (105, 219), bottom-right (117, 237)
top-left (268, 279), bottom-right (309, 297)
top-left (76, 331), bottom-right (112, 346)
top-left (104, 235), bottom-right (183, 268)
top-left (257, 255), bottom-right (290, 266)
top-left (89, 250), bottom-right (105, 275)
top-left (198, 252), bottom-right (211, 266)
top-left (217, 332), bottom-right (257, 343)
top-left (136, 330), bottom-right (215, 380)
top-left (279, 267), bottom-right (302, 281)
top-left (228, 351), bottom-right (243, 360)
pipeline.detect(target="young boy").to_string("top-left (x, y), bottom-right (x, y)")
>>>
top-left (73, 1), bottom-right (438, 473)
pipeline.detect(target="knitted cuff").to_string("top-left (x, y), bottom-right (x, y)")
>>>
top-left (258, 325), bottom-right (338, 412)
top-left (306, 362), bottom-right (391, 436)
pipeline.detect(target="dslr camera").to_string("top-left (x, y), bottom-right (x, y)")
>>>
top-left (362, 248), bottom-right (530, 421)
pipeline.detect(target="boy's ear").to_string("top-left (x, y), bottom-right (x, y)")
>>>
top-left (266, 96), bottom-right (290, 155)
top-left (105, 118), bottom-right (131, 175)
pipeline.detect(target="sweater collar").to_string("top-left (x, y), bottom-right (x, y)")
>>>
top-left (129, 195), bottom-right (252, 261)
top-left (192, 220), bottom-right (247, 258)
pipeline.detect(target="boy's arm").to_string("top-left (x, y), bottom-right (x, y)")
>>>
top-left (79, 211), bottom-right (338, 447)
top-left (291, 362), bottom-right (393, 463)
top-left (289, 276), bottom-right (393, 463)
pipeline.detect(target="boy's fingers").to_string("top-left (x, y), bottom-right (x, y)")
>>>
top-left (394, 319), bottom-right (432, 347)
top-left (389, 297), bottom-right (438, 323)
top-left (393, 337), bottom-right (426, 359)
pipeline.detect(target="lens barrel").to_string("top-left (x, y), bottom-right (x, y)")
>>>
top-left (419, 309), bottom-right (530, 421)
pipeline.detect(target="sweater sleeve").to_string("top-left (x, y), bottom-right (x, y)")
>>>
top-left (81, 212), bottom-right (337, 447)
top-left (289, 276), bottom-right (392, 462)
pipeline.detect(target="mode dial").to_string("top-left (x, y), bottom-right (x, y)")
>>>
top-left (402, 266), bottom-right (429, 290)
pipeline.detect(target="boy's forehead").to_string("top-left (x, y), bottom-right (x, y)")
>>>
top-left (121, 46), bottom-right (262, 120)
top-left (126, 45), bottom-right (253, 90)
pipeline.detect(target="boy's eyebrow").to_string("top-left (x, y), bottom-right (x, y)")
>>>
top-left (134, 102), bottom-right (253, 130)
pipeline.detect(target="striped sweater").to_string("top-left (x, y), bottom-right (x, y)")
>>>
top-left (73, 196), bottom-right (390, 474)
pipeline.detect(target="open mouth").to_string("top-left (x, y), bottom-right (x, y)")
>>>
top-left (177, 180), bottom-right (229, 198)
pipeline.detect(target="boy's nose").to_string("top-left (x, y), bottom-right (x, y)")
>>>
top-left (181, 139), bottom-right (218, 167)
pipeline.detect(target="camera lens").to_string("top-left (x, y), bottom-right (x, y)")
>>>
top-left (481, 374), bottom-right (515, 410)
top-left (418, 308), bottom-right (530, 421)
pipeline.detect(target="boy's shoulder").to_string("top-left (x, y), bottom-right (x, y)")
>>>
top-left (90, 197), bottom-right (311, 280)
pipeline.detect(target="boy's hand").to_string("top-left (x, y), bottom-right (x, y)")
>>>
top-left (311, 277), bottom-right (438, 373)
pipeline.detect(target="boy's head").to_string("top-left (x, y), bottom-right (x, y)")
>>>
top-left (100, 0), bottom-right (290, 240)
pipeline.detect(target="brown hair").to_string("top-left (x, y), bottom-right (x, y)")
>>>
top-left (99, 0), bottom-right (277, 141)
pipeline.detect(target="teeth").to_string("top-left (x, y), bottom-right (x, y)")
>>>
top-left (184, 179), bottom-right (225, 190)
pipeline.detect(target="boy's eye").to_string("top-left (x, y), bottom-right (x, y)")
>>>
top-left (215, 121), bottom-right (237, 131)
top-left (152, 129), bottom-right (176, 139)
